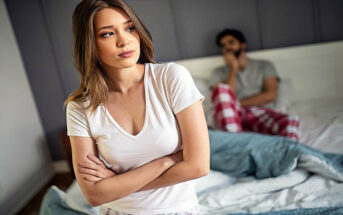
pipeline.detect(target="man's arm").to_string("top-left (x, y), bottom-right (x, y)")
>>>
top-left (223, 53), bottom-right (239, 93)
top-left (240, 76), bottom-right (278, 106)
top-left (224, 68), bottom-right (239, 93)
top-left (211, 54), bottom-right (240, 92)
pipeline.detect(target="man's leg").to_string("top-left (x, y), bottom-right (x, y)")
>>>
top-left (242, 106), bottom-right (300, 141)
top-left (211, 83), bottom-right (243, 132)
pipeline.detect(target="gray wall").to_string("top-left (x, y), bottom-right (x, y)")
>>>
top-left (0, 0), bottom-right (54, 213)
top-left (5, 0), bottom-right (343, 160)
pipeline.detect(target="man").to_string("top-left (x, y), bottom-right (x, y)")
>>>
top-left (209, 29), bottom-right (300, 141)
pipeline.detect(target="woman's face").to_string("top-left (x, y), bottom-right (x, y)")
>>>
top-left (94, 7), bottom-right (140, 70)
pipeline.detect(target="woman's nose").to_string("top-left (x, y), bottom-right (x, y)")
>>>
top-left (117, 33), bottom-right (130, 48)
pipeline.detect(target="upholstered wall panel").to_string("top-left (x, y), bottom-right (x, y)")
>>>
top-left (126, 0), bottom-right (181, 61)
top-left (258, 0), bottom-right (316, 49)
top-left (5, 0), bottom-right (66, 160)
top-left (40, 0), bottom-right (80, 96)
top-left (171, 0), bottom-right (261, 59)
top-left (317, 0), bottom-right (343, 42)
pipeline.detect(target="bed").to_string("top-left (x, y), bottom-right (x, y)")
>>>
top-left (39, 41), bottom-right (343, 215)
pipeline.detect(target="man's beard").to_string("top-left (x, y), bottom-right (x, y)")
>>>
top-left (225, 47), bottom-right (242, 58)
top-left (234, 49), bottom-right (241, 58)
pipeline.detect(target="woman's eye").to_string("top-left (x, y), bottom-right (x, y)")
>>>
top-left (100, 32), bottom-right (114, 38)
top-left (127, 26), bottom-right (136, 32)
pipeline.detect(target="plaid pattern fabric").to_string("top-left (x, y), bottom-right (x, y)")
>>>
top-left (212, 83), bottom-right (300, 141)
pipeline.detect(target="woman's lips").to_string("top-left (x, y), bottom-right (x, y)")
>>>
top-left (119, 50), bottom-right (134, 58)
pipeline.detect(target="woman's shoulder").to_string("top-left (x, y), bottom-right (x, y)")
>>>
top-left (148, 62), bottom-right (187, 71)
top-left (66, 98), bottom-right (91, 113)
top-left (148, 62), bottom-right (189, 80)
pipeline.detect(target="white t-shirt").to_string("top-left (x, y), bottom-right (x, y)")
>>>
top-left (66, 62), bottom-right (205, 215)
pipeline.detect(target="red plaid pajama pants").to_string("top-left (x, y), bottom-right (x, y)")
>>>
top-left (212, 83), bottom-right (300, 141)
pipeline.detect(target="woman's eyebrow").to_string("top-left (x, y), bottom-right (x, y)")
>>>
top-left (97, 25), bottom-right (113, 32)
top-left (96, 20), bottom-right (133, 32)
top-left (124, 20), bottom-right (132, 24)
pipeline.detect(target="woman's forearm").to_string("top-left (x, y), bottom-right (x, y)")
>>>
top-left (137, 159), bottom-right (209, 192)
top-left (83, 156), bottom-right (174, 206)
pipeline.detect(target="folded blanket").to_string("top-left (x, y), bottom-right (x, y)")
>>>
top-left (209, 129), bottom-right (343, 181)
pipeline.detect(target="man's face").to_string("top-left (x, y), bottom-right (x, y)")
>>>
top-left (219, 35), bottom-right (244, 58)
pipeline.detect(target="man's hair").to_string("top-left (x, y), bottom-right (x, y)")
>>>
top-left (216, 29), bottom-right (246, 47)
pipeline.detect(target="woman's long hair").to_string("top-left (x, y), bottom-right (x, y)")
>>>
top-left (64, 0), bottom-right (155, 112)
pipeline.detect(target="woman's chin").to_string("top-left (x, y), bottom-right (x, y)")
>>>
top-left (111, 59), bottom-right (138, 69)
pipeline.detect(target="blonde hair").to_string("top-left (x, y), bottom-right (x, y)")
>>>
top-left (64, 0), bottom-right (155, 112)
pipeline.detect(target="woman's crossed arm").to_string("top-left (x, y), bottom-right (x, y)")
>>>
top-left (71, 100), bottom-right (210, 206)
top-left (70, 136), bottom-right (181, 206)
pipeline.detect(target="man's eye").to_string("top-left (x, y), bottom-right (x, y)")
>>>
top-left (100, 32), bottom-right (114, 38)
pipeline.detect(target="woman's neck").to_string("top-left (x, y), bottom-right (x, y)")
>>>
top-left (105, 63), bottom-right (145, 94)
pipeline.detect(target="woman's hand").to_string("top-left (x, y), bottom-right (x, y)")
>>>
top-left (78, 154), bottom-right (117, 182)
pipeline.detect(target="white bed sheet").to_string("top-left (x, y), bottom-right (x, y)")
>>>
top-left (290, 98), bottom-right (343, 153)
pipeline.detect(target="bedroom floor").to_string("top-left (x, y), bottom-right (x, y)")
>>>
top-left (16, 172), bottom-right (74, 215)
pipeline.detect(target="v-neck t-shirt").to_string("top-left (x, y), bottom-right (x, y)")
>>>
top-left (66, 62), bottom-right (205, 214)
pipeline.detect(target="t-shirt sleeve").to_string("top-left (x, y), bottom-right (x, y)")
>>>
top-left (263, 61), bottom-right (280, 81)
top-left (66, 101), bottom-right (92, 137)
top-left (164, 63), bottom-right (205, 115)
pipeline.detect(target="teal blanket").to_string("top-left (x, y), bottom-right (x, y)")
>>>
top-left (209, 129), bottom-right (343, 181)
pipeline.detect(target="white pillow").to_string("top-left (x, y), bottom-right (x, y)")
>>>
top-left (274, 78), bottom-right (294, 113)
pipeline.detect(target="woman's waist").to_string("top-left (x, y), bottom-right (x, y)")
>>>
top-left (102, 181), bottom-right (198, 212)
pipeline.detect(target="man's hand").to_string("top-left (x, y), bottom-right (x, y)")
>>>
top-left (224, 53), bottom-right (239, 72)
top-left (78, 154), bottom-right (117, 182)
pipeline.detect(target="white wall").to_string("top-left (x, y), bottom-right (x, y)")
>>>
top-left (0, 0), bottom-right (55, 214)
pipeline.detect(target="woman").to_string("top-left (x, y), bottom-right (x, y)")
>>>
top-left (65, 0), bottom-right (209, 214)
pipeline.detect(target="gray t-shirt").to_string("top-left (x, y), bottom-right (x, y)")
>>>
top-left (209, 58), bottom-right (279, 101)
